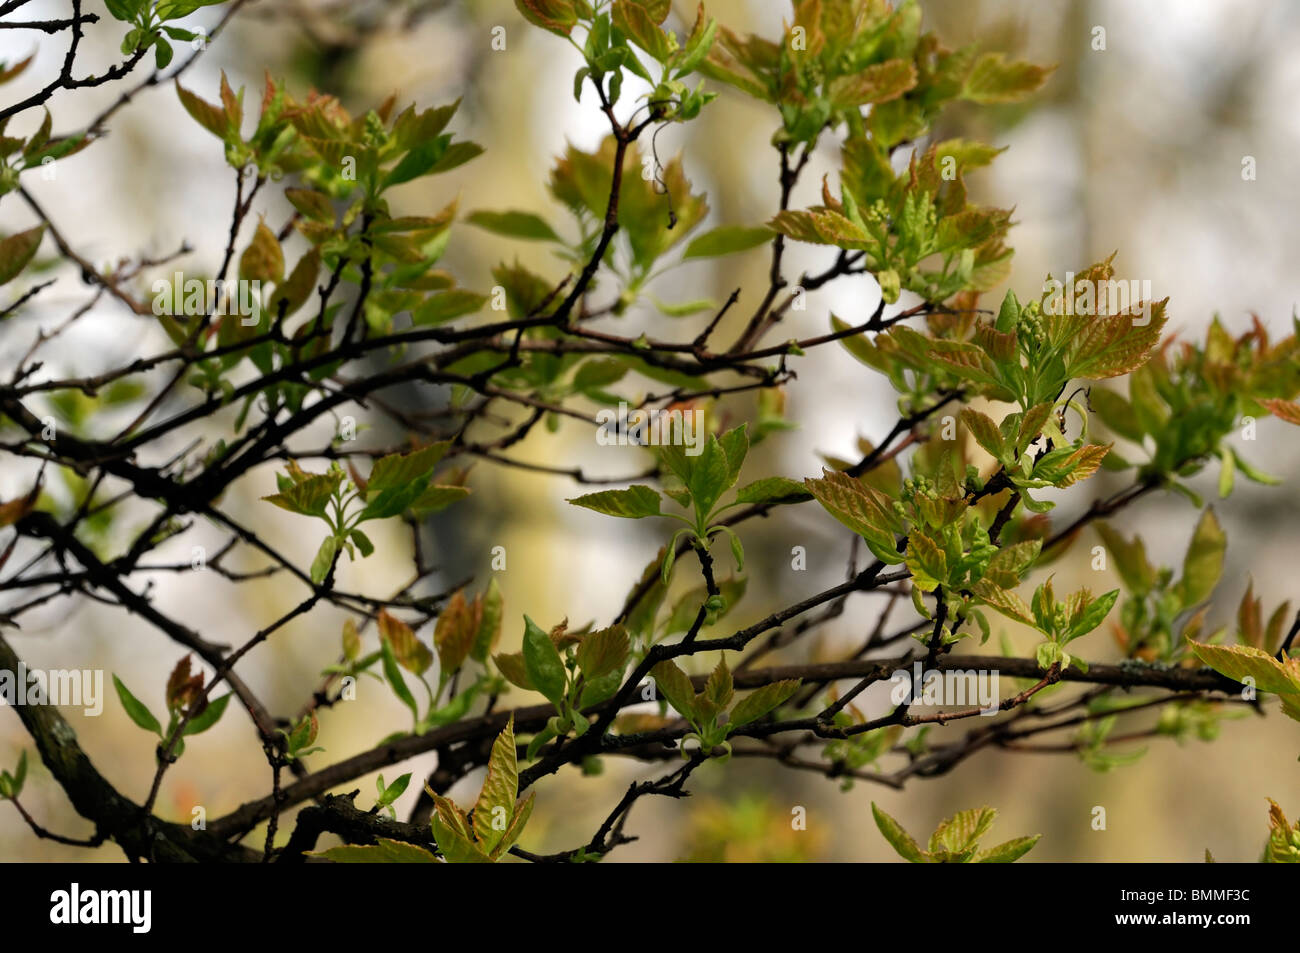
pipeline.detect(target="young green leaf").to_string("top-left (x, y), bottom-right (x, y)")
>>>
top-left (567, 485), bottom-right (662, 519)
top-left (521, 616), bottom-right (567, 706)
top-left (113, 675), bottom-right (162, 736)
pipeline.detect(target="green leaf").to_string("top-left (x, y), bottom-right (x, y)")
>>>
top-left (961, 408), bottom-right (1009, 463)
top-left (576, 625), bottom-right (630, 681)
top-left (1187, 641), bottom-right (1300, 695)
top-left (381, 610), bottom-right (434, 677)
top-left (612, 0), bottom-right (673, 60)
top-left (239, 221), bottom-right (284, 284)
top-left (157, 0), bottom-right (226, 18)
top-left (285, 188), bottom-right (334, 223)
top-left (681, 225), bottom-right (773, 260)
top-left (734, 477), bottom-right (812, 506)
top-left (804, 468), bottom-right (904, 555)
top-left (407, 485), bottom-right (472, 518)
top-left (473, 717), bottom-right (520, 854)
top-left (872, 803), bottom-right (925, 863)
top-left (466, 210), bottom-right (560, 242)
top-left (1176, 508), bottom-right (1226, 608)
top-left (379, 638), bottom-right (419, 722)
top-left (0, 226), bottom-right (45, 287)
top-left (717, 425), bottom-right (750, 489)
top-left (349, 528), bottom-right (375, 558)
top-left (827, 58), bottom-right (917, 107)
top-left (653, 296), bottom-right (716, 317)
top-left (930, 807), bottom-right (997, 854)
top-left (104, 0), bottom-right (145, 22)
top-left (113, 675), bottom-right (162, 736)
top-left (376, 772), bottom-right (411, 808)
top-left (650, 659), bottom-right (696, 721)
top-left (971, 578), bottom-right (1035, 626)
top-left (13, 750), bottom-right (27, 796)
top-left (266, 248), bottom-right (321, 321)
top-left (515, 0), bottom-right (578, 37)
top-left (182, 693), bottom-right (231, 736)
top-left (471, 578), bottom-right (504, 663)
top-left (411, 289), bottom-right (488, 326)
top-left (367, 444), bottom-right (448, 493)
top-left (567, 485), bottom-right (662, 519)
top-left (728, 679), bottom-right (800, 728)
top-left (431, 797), bottom-right (492, 862)
top-left (1067, 589), bottom-right (1119, 642)
top-left (688, 435), bottom-right (735, 517)
top-left (977, 834), bottom-right (1041, 863)
top-left (522, 616), bottom-right (567, 706)
top-left (1089, 387), bottom-right (1144, 443)
top-left (905, 531), bottom-right (947, 592)
top-left (493, 651), bottom-right (533, 691)
top-left (309, 535), bottom-right (339, 584)
top-left (1094, 523), bottom-right (1157, 596)
top-left (153, 37), bottom-right (174, 70)
top-left (315, 839), bottom-right (439, 863)
top-left (962, 52), bottom-right (1053, 104)
top-left (261, 470), bottom-right (340, 517)
top-left (175, 81), bottom-right (228, 138)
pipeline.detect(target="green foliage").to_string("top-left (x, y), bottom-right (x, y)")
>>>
top-left (650, 654), bottom-right (799, 757)
top-left (1264, 800), bottom-right (1300, 863)
top-left (0, 751), bottom-right (27, 801)
top-left (4, 0), bottom-right (1297, 867)
top-left (278, 712), bottom-right (323, 762)
top-left (373, 773), bottom-right (411, 819)
top-left (872, 802), bottom-right (1039, 863)
top-left (262, 446), bottom-right (469, 584)
top-left (426, 717), bottom-right (535, 862)
top-left (112, 656), bottom-right (232, 759)
top-left (495, 618), bottom-right (632, 759)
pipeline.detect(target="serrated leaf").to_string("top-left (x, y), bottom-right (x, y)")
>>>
top-left (567, 485), bottom-right (662, 519)
top-left (930, 807), bottom-right (997, 854)
top-left (804, 468), bottom-right (904, 554)
top-left (971, 578), bottom-right (1035, 626)
top-left (473, 717), bottom-right (519, 854)
top-left (728, 678), bottom-right (799, 728)
top-left (1188, 641), bottom-right (1300, 695)
top-left (977, 834), bottom-right (1041, 863)
top-left (650, 659), bottom-right (696, 721)
top-left (576, 625), bottom-right (630, 681)
top-left (961, 408), bottom-right (1009, 463)
top-left (1177, 508), bottom-right (1225, 608)
top-left (963, 52), bottom-right (1053, 104)
top-left (315, 838), bottom-right (439, 863)
top-left (872, 803), bottom-right (925, 863)
top-left (734, 476), bottom-right (813, 506)
top-left (828, 58), bottom-right (917, 107)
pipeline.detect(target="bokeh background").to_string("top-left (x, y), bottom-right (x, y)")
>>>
top-left (1, 0), bottom-right (1297, 861)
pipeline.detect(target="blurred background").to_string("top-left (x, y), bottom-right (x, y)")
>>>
top-left (1, 0), bottom-right (1297, 861)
